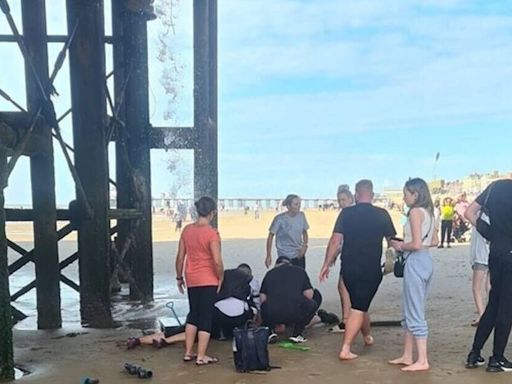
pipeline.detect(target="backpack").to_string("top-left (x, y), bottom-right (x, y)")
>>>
top-left (232, 323), bottom-right (271, 372)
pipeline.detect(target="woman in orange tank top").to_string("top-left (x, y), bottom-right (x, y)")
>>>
top-left (175, 196), bottom-right (224, 365)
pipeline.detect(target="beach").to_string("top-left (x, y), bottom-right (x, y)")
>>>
top-left (6, 209), bottom-right (502, 383)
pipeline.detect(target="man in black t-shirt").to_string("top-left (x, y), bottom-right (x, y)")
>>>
top-left (465, 179), bottom-right (512, 372)
top-left (260, 257), bottom-right (321, 343)
top-left (320, 179), bottom-right (396, 360)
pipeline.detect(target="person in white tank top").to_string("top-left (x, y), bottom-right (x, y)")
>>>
top-left (389, 178), bottom-right (438, 372)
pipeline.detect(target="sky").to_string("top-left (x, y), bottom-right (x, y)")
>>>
top-left (1, 0), bottom-right (512, 205)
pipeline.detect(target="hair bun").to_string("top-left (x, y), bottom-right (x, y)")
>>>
top-left (337, 184), bottom-right (350, 194)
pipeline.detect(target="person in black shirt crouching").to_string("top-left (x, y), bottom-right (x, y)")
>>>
top-left (260, 256), bottom-right (322, 343)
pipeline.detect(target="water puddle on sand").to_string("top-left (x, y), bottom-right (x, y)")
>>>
top-left (13, 283), bottom-right (189, 332)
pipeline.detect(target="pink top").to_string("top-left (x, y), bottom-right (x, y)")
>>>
top-left (181, 223), bottom-right (221, 287)
top-left (455, 200), bottom-right (469, 218)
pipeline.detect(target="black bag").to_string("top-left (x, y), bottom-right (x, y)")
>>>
top-left (393, 251), bottom-right (407, 278)
top-left (232, 323), bottom-right (271, 372)
top-left (476, 183), bottom-right (495, 242)
top-left (394, 214), bottom-right (433, 278)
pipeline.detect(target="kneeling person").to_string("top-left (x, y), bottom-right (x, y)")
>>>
top-left (260, 257), bottom-right (322, 343)
top-left (212, 266), bottom-right (256, 339)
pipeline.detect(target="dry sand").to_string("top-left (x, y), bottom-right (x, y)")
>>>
top-left (6, 209), bottom-right (508, 383)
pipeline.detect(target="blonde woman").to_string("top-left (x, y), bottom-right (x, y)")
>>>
top-left (389, 178), bottom-right (438, 372)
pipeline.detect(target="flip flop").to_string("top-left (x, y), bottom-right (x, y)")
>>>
top-left (471, 319), bottom-right (479, 327)
top-left (195, 357), bottom-right (219, 365)
top-left (183, 354), bottom-right (197, 362)
top-left (277, 341), bottom-right (310, 351)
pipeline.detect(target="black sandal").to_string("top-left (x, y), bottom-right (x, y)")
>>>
top-left (183, 354), bottom-right (197, 362)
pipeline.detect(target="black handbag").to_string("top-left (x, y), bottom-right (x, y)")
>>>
top-left (394, 215), bottom-right (432, 278)
top-left (393, 251), bottom-right (407, 278)
top-left (232, 323), bottom-right (271, 373)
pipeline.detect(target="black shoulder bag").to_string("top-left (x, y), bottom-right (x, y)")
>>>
top-left (394, 214), bottom-right (432, 278)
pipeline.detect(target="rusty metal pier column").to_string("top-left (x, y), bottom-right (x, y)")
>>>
top-left (112, 1), bottom-right (154, 301)
top-left (21, 0), bottom-right (61, 329)
top-left (66, 0), bottom-right (112, 327)
top-left (0, 150), bottom-right (14, 380)
top-left (193, 0), bottom-right (218, 224)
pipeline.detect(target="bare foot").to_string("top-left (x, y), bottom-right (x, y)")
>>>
top-left (339, 351), bottom-right (359, 360)
top-left (363, 335), bottom-right (374, 346)
top-left (388, 357), bottom-right (413, 366)
top-left (401, 362), bottom-right (429, 372)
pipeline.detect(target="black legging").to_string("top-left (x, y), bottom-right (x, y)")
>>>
top-left (440, 220), bottom-right (453, 246)
top-left (186, 286), bottom-right (218, 333)
top-left (261, 289), bottom-right (322, 337)
top-left (471, 249), bottom-right (512, 359)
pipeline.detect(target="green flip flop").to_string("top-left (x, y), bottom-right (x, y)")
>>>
top-left (276, 341), bottom-right (310, 351)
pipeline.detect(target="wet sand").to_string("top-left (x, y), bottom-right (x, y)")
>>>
top-left (7, 210), bottom-right (505, 383)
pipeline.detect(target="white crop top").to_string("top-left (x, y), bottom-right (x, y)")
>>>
top-left (404, 207), bottom-right (434, 246)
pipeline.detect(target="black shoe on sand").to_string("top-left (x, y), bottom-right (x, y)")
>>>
top-left (486, 356), bottom-right (512, 373)
top-left (465, 351), bottom-right (485, 369)
top-left (317, 309), bottom-right (340, 325)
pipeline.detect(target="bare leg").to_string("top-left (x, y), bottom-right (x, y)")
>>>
top-left (361, 313), bottom-right (374, 345)
top-left (339, 309), bottom-right (364, 360)
top-left (389, 331), bottom-right (414, 365)
top-left (184, 324), bottom-right (197, 357)
top-left (402, 338), bottom-right (429, 372)
top-left (196, 330), bottom-right (214, 361)
top-left (337, 278), bottom-right (344, 322)
top-left (137, 331), bottom-right (186, 348)
top-left (164, 332), bottom-right (186, 344)
top-left (339, 278), bottom-right (351, 324)
top-left (472, 269), bottom-right (487, 321)
top-left (139, 332), bottom-right (166, 345)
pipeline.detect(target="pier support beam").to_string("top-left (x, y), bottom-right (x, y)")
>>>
top-left (22, 0), bottom-right (62, 329)
top-left (193, 0), bottom-right (218, 226)
top-left (66, 0), bottom-right (112, 327)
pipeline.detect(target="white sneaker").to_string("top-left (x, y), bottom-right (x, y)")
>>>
top-left (289, 335), bottom-right (307, 343)
top-left (268, 333), bottom-right (278, 344)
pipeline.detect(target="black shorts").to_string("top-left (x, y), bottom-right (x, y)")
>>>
top-left (342, 269), bottom-right (382, 312)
